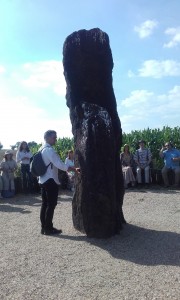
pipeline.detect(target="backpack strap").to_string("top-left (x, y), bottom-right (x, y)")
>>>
top-left (40, 146), bottom-right (52, 169)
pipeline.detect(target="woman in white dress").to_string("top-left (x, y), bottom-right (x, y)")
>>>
top-left (120, 144), bottom-right (136, 188)
top-left (0, 150), bottom-right (18, 197)
top-left (65, 150), bottom-right (75, 191)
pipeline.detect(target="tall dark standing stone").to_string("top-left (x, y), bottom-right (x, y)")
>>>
top-left (63, 28), bottom-right (125, 238)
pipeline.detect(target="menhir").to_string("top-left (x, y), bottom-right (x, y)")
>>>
top-left (63, 28), bottom-right (125, 238)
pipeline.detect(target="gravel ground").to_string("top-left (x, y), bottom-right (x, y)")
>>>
top-left (0, 186), bottom-right (180, 300)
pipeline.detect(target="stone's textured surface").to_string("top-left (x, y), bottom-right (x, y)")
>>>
top-left (63, 28), bottom-right (125, 238)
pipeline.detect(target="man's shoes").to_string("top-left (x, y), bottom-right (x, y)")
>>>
top-left (172, 184), bottom-right (179, 189)
top-left (42, 227), bottom-right (62, 235)
top-left (41, 228), bottom-right (45, 235)
top-left (164, 184), bottom-right (169, 188)
top-left (145, 183), bottom-right (149, 189)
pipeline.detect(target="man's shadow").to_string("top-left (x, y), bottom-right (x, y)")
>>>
top-left (58, 224), bottom-right (180, 267)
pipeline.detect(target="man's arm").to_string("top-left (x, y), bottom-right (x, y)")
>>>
top-left (159, 147), bottom-right (165, 159)
top-left (46, 148), bottom-right (80, 173)
top-left (134, 150), bottom-right (141, 167)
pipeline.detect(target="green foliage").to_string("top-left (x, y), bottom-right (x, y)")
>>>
top-left (29, 137), bottom-right (74, 162)
top-left (27, 127), bottom-right (180, 171)
top-left (54, 137), bottom-right (74, 162)
top-left (30, 144), bottom-right (42, 154)
top-left (28, 141), bottom-right (38, 148)
top-left (10, 145), bottom-right (16, 150)
top-left (122, 126), bottom-right (180, 169)
top-left (14, 166), bottom-right (21, 177)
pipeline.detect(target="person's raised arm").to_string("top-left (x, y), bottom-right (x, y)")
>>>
top-left (159, 146), bottom-right (165, 159)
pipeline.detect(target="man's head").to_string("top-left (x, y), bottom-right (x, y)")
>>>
top-left (44, 130), bottom-right (57, 146)
top-left (165, 142), bottom-right (173, 150)
top-left (139, 140), bottom-right (146, 149)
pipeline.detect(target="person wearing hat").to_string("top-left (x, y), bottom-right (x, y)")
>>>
top-left (0, 150), bottom-right (18, 198)
top-left (134, 140), bottom-right (152, 187)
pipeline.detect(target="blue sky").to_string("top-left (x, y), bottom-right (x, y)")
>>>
top-left (0, 0), bottom-right (180, 148)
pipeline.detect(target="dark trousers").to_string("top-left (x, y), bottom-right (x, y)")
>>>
top-left (21, 164), bottom-right (33, 192)
top-left (40, 178), bottom-right (59, 230)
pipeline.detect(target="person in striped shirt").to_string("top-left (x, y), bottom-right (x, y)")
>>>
top-left (134, 140), bottom-right (152, 187)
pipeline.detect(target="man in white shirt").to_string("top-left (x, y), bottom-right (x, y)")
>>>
top-left (39, 130), bottom-right (78, 235)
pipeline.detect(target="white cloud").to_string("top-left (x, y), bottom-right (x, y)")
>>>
top-left (21, 60), bottom-right (66, 96)
top-left (0, 87), bottom-right (72, 149)
top-left (134, 20), bottom-right (158, 39)
top-left (138, 60), bottom-right (180, 78)
top-left (164, 27), bottom-right (180, 48)
top-left (127, 70), bottom-right (135, 78)
top-left (0, 65), bottom-right (6, 74)
top-left (118, 86), bottom-right (180, 132)
top-left (121, 90), bottom-right (154, 108)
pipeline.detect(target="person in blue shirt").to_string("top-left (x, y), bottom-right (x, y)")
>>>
top-left (159, 142), bottom-right (180, 187)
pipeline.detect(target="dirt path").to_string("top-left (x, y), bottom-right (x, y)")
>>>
top-left (0, 187), bottom-right (180, 300)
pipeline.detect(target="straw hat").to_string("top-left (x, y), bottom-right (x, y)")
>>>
top-left (4, 150), bottom-right (13, 157)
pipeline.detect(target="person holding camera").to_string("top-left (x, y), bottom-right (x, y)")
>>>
top-left (159, 142), bottom-right (180, 188)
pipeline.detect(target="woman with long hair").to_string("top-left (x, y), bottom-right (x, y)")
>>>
top-left (16, 141), bottom-right (33, 193)
top-left (120, 144), bottom-right (136, 188)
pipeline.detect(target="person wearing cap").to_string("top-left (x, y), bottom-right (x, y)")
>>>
top-left (159, 142), bottom-right (180, 188)
top-left (0, 150), bottom-right (18, 198)
top-left (134, 140), bottom-right (152, 187)
top-left (16, 141), bottom-right (33, 194)
top-left (39, 130), bottom-right (80, 236)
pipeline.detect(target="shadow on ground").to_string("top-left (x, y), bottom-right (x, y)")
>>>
top-left (0, 194), bottom-right (42, 213)
top-left (56, 224), bottom-right (180, 267)
top-left (126, 185), bottom-right (180, 195)
top-left (0, 204), bottom-right (31, 214)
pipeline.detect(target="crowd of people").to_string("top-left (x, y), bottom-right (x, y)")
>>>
top-left (120, 140), bottom-right (180, 189)
top-left (0, 136), bottom-right (180, 200)
top-left (0, 137), bottom-right (76, 199)
top-left (0, 130), bottom-right (180, 235)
